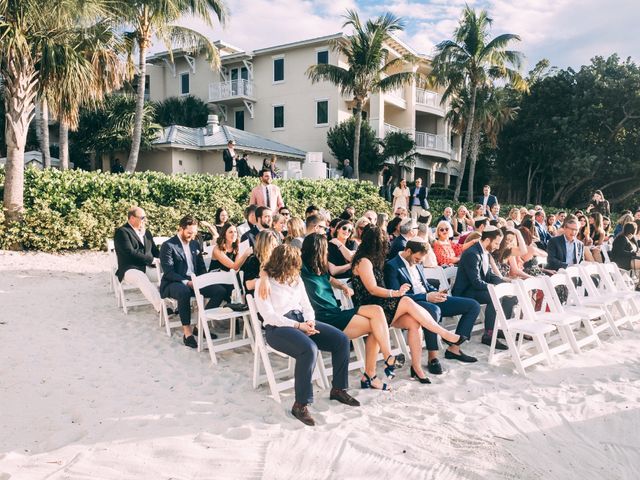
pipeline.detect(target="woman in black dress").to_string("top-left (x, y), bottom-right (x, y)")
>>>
top-left (242, 229), bottom-right (281, 296)
top-left (328, 220), bottom-right (356, 279)
top-left (209, 223), bottom-right (252, 272)
top-left (351, 225), bottom-right (467, 383)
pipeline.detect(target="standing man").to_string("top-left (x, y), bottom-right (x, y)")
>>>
top-left (547, 218), bottom-right (584, 271)
top-left (111, 158), bottom-right (125, 174)
top-left (476, 185), bottom-right (498, 217)
top-left (409, 178), bottom-right (429, 223)
top-left (222, 140), bottom-right (237, 175)
top-left (113, 206), bottom-right (162, 312)
top-left (381, 164), bottom-right (394, 202)
top-left (249, 169), bottom-right (284, 211)
top-left (342, 159), bottom-right (354, 179)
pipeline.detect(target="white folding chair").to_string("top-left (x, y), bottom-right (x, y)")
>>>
top-left (596, 262), bottom-right (640, 326)
top-left (192, 270), bottom-right (253, 364)
top-left (487, 283), bottom-right (556, 375)
top-left (246, 295), bottom-right (328, 403)
top-left (153, 236), bottom-right (171, 246)
top-left (515, 277), bottom-right (584, 355)
top-left (600, 242), bottom-right (611, 264)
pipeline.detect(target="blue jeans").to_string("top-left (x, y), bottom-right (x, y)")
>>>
top-left (415, 295), bottom-right (481, 351)
top-left (264, 314), bottom-right (350, 404)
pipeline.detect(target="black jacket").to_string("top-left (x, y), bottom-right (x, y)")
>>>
top-left (610, 234), bottom-right (640, 270)
top-left (114, 223), bottom-right (159, 281)
top-left (409, 186), bottom-right (429, 210)
top-left (223, 148), bottom-right (235, 172)
top-left (546, 235), bottom-right (584, 271)
top-left (159, 235), bottom-right (206, 297)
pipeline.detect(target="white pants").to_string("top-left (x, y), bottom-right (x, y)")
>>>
top-left (123, 268), bottom-right (162, 312)
top-left (411, 205), bottom-right (424, 223)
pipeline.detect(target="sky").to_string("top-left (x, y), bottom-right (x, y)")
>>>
top-left (170, 0), bottom-right (640, 71)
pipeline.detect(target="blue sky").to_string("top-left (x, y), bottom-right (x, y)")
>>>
top-left (176, 0), bottom-right (639, 70)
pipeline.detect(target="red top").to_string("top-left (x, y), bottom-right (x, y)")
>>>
top-left (433, 240), bottom-right (462, 266)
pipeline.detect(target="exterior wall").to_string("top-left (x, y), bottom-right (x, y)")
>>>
top-left (137, 149), bottom-right (174, 174)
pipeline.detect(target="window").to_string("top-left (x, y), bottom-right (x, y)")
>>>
top-left (235, 110), bottom-right (245, 131)
top-left (180, 72), bottom-right (189, 95)
top-left (316, 100), bottom-right (328, 125)
top-left (317, 50), bottom-right (329, 65)
top-left (273, 57), bottom-right (284, 83)
top-left (273, 105), bottom-right (284, 129)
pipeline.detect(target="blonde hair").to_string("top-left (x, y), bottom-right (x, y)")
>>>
top-left (285, 217), bottom-right (305, 240)
top-left (435, 220), bottom-right (453, 239)
top-left (254, 230), bottom-right (280, 265)
top-left (352, 216), bottom-right (371, 241)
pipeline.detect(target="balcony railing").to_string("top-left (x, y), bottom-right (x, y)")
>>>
top-left (416, 88), bottom-right (442, 109)
top-left (386, 87), bottom-right (406, 100)
top-left (414, 130), bottom-right (450, 153)
top-left (209, 79), bottom-right (254, 101)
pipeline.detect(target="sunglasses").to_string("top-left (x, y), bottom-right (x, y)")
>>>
top-left (438, 227), bottom-right (448, 232)
top-left (341, 226), bottom-right (353, 233)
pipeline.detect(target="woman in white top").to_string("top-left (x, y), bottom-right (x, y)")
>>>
top-left (255, 244), bottom-right (360, 426)
top-left (392, 178), bottom-right (410, 212)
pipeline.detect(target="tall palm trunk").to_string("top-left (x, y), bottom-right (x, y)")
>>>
top-left (466, 122), bottom-right (481, 202)
top-left (352, 99), bottom-right (363, 180)
top-left (59, 120), bottom-right (69, 170)
top-left (2, 55), bottom-right (38, 225)
top-left (36, 99), bottom-right (51, 168)
top-left (126, 36), bottom-right (149, 173)
top-left (453, 84), bottom-right (477, 202)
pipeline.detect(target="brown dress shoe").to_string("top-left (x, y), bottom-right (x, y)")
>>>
top-left (329, 388), bottom-right (360, 407)
top-left (291, 403), bottom-right (315, 426)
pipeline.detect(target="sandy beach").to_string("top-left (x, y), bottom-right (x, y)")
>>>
top-left (1, 250), bottom-right (639, 480)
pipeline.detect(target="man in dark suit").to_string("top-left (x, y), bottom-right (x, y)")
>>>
top-left (534, 210), bottom-right (552, 250)
top-left (222, 139), bottom-right (236, 175)
top-left (409, 178), bottom-right (429, 223)
top-left (388, 219), bottom-right (415, 259)
top-left (160, 215), bottom-right (226, 348)
top-left (385, 240), bottom-right (481, 374)
top-left (547, 218), bottom-right (584, 271)
top-left (113, 207), bottom-right (162, 311)
top-left (240, 206), bottom-right (272, 248)
top-left (452, 226), bottom-right (514, 350)
top-left (476, 185), bottom-right (498, 217)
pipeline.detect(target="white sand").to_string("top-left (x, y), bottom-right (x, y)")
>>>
top-left (1, 250), bottom-right (639, 480)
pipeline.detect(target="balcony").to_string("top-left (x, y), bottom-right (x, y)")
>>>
top-left (384, 87), bottom-right (406, 109)
top-left (379, 124), bottom-right (453, 161)
top-left (416, 88), bottom-right (445, 116)
top-left (208, 79), bottom-right (255, 103)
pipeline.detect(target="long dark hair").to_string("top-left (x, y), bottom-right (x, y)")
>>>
top-left (216, 223), bottom-right (238, 253)
top-left (352, 225), bottom-right (388, 270)
top-left (333, 219), bottom-right (353, 239)
top-left (301, 233), bottom-right (328, 275)
top-left (214, 207), bottom-right (227, 225)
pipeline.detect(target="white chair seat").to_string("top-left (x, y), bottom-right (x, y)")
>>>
top-left (509, 320), bottom-right (556, 335)
top-left (202, 307), bottom-right (246, 321)
top-left (563, 305), bottom-right (607, 320)
top-left (532, 312), bottom-right (582, 325)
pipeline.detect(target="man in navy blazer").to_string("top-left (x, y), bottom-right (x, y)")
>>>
top-left (476, 185), bottom-right (498, 217)
top-left (546, 218), bottom-right (584, 271)
top-left (388, 219), bottom-right (415, 259)
top-left (160, 215), bottom-right (225, 348)
top-left (409, 178), bottom-right (429, 223)
top-left (534, 210), bottom-right (552, 250)
top-left (384, 240), bottom-right (481, 373)
top-left (452, 226), bottom-right (514, 350)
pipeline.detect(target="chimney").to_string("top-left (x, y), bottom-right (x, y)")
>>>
top-left (206, 114), bottom-right (220, 135)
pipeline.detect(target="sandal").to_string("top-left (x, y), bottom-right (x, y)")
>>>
top-left (383, 353), bottom-right (405, 378)
top-left (360, 372), bottom-right (390, 391)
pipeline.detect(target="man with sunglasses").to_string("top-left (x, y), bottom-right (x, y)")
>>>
top-left (114, 206), bottom-right (162, 313)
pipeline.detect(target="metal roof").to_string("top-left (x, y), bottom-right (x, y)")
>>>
top-left (153, 124), bottom-right (306, 159)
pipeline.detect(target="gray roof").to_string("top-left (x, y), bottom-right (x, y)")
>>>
top-left (153, 124), bottom-right (306, 159)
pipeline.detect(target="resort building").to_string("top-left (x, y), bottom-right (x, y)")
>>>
top-left (145, 34), bottom-right (462, 186)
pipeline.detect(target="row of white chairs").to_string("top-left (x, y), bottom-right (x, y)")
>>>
top-left (487, 262), bottom-right (638, 375)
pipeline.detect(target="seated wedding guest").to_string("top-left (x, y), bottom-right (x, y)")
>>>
top-left (416, 224), bottom-right (438, 265)
top-left (255, 244), bottom-right (360, 426)
top-left (603, 216), bottom-right (612, 239)
top-left (305, 214), bottom-right (328, 237)
top-left (328, 218), bottom-right (341, 238)
top-left (394, 206), bottom-right (408, 219)
top-left (351, 225), bottom-right (467, 384)
top-left (472, 204), bottom-right (484, 218)
top-left (272, 213), bottom-right (287, 241)
top-left (285, 217), bottom-right (306, 249)
top-left (546, 218), bottom-right (584, 271)
top-left (305, 205), bottom-right (320, 219)
top-left (386, 216), bottom-right (403, 240)
top-left (493, 228), bottom-right (531, 280)
top-left (363, 210), bottom-right (378, 224)
top-left (328, 220), bottom-right (356, 278)
top-left (613, 213), bottom-right (635, 237)
top-left (452, 226), bottom-right (514, 350)
top-left (518, 217), bottom-right (548, 275)
top-left (610, 222), bottom-right (640, 271)
top-left (300, 234), bottom-right (404, 391)
top-left (160, 215), bottom-right (223, 349)
top-left (210, 223), bottom-right (253, 273)
top-left (437, 207), bottom-right (454, 225)
top-left (237, 205), bottom-right (257, 237)
top-left (576, 213), bottom-right (595, 261)
top-left (241, 206), bottom-right (272, 247)
top-left (452, 205), bottom-right (473, 236)
top-left (385, 240), bottom-right (481, 373)
top-left (534, 210), bottom-right (551, 250)
top-left (458, 217), bottom-right (489, 245)
top-left (388, 218), bottom-right (416, 259)
top-left (588, 212), bottom-right (606, 262)
top-left (546, 214), bottom-right (557, 236)
top-left (506, 207), bottom-right (521, 228)
top-left (114, 206), bottom-right (162, 312)
top-left (242, 229), bottom-right (281, 295)
top-left (352, 216), bottom-right (372, 247)
top-left (519, 207), bottom-right (529, 218)
top-left (488, 203), bottom-right (501, 221)
top-left (433, 221), bottom-right (463, 266)
top-left (554, 211), bottom-right (566, 229)
top-left (214, 208), bottom-right (229, 235)
top-left (339, 208), bottom-right (355, 222)
top-left (586, 189), bottom-right (610, 217)
top-left (376, 213), bottom-right (389, 232)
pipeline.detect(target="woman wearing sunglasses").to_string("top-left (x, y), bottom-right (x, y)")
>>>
top-left (433, 221), bottom-right (463, 267)
top-left (328, 220), bottom-right (357, 279)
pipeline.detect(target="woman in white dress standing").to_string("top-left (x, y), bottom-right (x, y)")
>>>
top-left (392, 178), bottom-right (410, 212)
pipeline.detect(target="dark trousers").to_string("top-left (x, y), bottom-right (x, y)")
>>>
top-left (462, 289), bottom-right (517, 332)
top-left (265, 317), bottom-right (350, 405)
top-left (417, 296), bottom-right (481, 351)
top-left (164, 282), bottom-right (232, 326)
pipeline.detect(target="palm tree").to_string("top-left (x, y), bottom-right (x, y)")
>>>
top-left (0, 0), bottom-right (110, 224)
top-left (117, 0), bottom-right (228, 173)
top-left (307, 10), bottom-right (417, 180)
top-left (431, 6), bottom-right (527, 201)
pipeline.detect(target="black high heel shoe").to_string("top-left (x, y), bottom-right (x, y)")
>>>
top-left (360, 372), bottom-right (390, 391)
top-left (443, 334), bottom-right (468, 347)
top-left (410, 366), bottom-right (431, 384)
top-left (383, 353), bottom-right (406, 378)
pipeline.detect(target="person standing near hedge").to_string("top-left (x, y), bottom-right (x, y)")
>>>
top-left (223, 140), bottom-right (237, 176)
top-left (249, 169), bottom-right (284, 211)
top-left (409, 178), bottom-right (429, 223)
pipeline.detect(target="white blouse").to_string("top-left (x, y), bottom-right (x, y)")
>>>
top-left (254, 277), bottom-right (316, 328)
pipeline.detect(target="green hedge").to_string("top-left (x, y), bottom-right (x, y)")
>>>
top-left (0, 167), bottom-right (389, 251)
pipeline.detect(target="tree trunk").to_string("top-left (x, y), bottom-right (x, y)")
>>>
top-left (126, 38), bottom-right (149, 173)
top-left (466, 123), bottom-right (481, 202)
top-left (2, 54), bottom-right (38, 226)
top-left (36, 99), bottom-right (51, 168)
top-left (352, 99), bottom-right (362, 180)
top-left (59, 121), bottom-right (69, 170)
top-left (453, 84), bottom-right (476, 202)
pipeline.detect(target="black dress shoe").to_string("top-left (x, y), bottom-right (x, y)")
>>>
top-left (444, 349), bottom-right (478, 363)
top-left (183, 335), bottom-right (197, 348)
top-left (329, 388), bottom-right (360, 406)
top-left (481, 333), bottom-right (507, 350)
top-left (291, 403), bottom-right (315, 426)
top-left (443, 334), bottom-right (468, 347)
top-left (497, 330), bottom-right (506, 340)
top-left (427, 358), bottom-right (443, 375)
top-left (410, 366), bottom-right (431, 384)
top-left (192, 326), bottom-right (217, 340)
